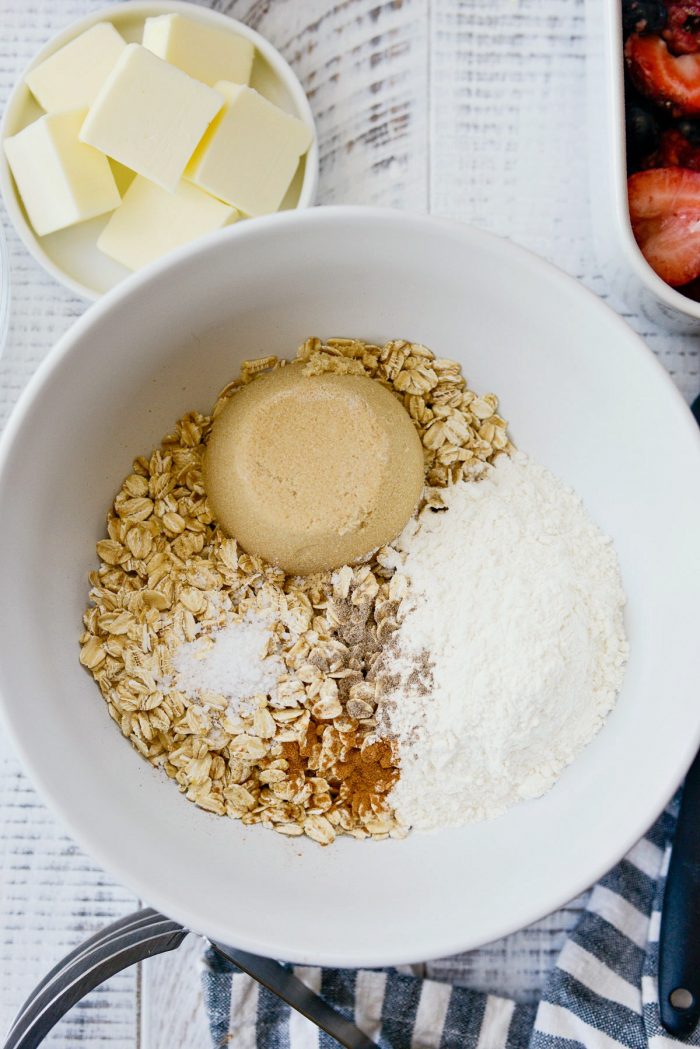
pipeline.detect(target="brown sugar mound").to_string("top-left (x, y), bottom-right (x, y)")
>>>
top-left (204, 363), bottom-right (424, 575)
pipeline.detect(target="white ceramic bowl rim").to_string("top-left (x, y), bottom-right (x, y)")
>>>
top-left (1, 207), bottom-right (699, 967)
top-left (0, 0), bottom-right (319, 300)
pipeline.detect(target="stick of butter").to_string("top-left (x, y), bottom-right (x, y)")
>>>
top-left (186, 82), bottom-right (313, 216)
top-left (142, 14), bottom-right (254, 88)
top-left (25, 23), bottom-right (126, 112)
top-left (4, 110), bottom-right (120, 237)
top-left (97, 176), bottom-right (238, 270)
top-left (80, 44), bottom-right (223, 192)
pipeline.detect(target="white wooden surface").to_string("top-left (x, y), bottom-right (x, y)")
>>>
top-left (0, 0), bottom-right (698, 1046)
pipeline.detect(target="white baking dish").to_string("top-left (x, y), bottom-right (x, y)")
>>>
top-left (586, 0), bottom-right (700, 329)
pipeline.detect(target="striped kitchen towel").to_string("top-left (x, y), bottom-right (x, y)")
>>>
top-left (201, 803), bottom-right (697, 1048)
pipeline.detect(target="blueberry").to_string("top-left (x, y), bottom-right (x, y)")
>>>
top-left (626, 105), bottom-right (661, 160)
top-left (676, 118), bottom-right (700, 144)
top-left (622, 0), bottom-right (668, 37)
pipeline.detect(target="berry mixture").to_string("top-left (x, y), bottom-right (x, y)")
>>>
top-left (664, 2), bottom-right (700, 54)
top-left (624, 0), bottom-right (700, 289)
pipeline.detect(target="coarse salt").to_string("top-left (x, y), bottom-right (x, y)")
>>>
top-left (171, 610), bottom-right (284, 712)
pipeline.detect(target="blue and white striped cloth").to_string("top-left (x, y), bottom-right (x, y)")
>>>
top-left (202, 803), bottom-right (698, 1048)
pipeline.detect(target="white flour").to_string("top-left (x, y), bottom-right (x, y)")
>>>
top-left (385, 453), bottom-right (628, 830)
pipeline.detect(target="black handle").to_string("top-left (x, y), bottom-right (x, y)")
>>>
top-left (3, 909), bottom-right (188, 1049)
top-left (659, 751), bottom-right (700, 1036)
top-left (658, 392), bottom-right (700, 1038)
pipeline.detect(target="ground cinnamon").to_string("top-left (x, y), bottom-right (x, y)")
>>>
top-left (334, 740), bottom-right (399, 816)
top-left (280, 738), bottom-right (306, 780)
top-left (281, 730), bottom-right (399, 818)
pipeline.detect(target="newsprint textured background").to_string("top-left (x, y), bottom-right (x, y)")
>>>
top-left (0, 0), bottom-right (698, 1045)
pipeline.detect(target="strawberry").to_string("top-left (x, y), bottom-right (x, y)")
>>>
top-left (628, 167), bottom-right (700, 284)
top-left (625, 33), bottom-right (700, 113)
top-left (663, 2), bottom-right (700, 54)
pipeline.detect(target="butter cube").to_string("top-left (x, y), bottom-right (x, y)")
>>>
top-left (4, 110), bottom-right (120, 236)
top-left (25, 23), bottom-right (126, 112)
top-left (97, 176), bottom-right (237, 270)
top-left (186, 83), bottom-right (313, 216)
top-left (80, 44), bottom-right (223, 192)
top-left (142, 14), bottom-right (254, 88)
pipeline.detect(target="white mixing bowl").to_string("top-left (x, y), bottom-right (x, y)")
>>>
top-left (0, 207), bottom-right (699, 967)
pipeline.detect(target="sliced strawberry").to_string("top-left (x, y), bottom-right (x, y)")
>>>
top-left (633, 211), bottom-right (700, 284)
top-left (663, 2), bottom-right (700, 55)
top-left (625, 33), bottom-right (700, 114)
top-left (628, 167), bottom-right (700, 284)
top-left (628, 165), bottom-right (700, 216)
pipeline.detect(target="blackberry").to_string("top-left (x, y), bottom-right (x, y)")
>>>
top-left (626, 104), bottom-right (661, 163)
top-left (622, 0), bottom-right (668, 37)
top-left (676, 117), bottom-right (700, 143)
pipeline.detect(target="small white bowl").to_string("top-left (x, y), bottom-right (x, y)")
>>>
top-left (0, 1), bottom-right (319, 300)
top-left (586, 0), bottom-right (700, 329)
